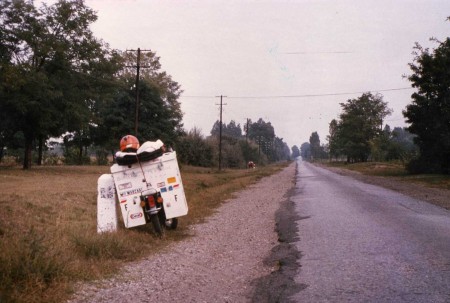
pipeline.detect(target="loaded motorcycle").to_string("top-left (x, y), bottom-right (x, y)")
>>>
top-left (97, 135), bottom-right (188, 236)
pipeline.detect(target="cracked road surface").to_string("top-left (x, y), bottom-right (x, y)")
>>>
top-left (292, 159), bottom-right (450, 302)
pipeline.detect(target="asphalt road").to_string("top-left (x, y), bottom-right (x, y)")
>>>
top-left (291, 159), bottom-right (450, 303)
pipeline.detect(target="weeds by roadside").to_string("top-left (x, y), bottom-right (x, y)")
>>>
top-left (0, 163), bottom-right (288, 303)
top-left (324, 161), bottom-right (450, 190)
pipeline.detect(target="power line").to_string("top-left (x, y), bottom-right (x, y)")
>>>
top-left (284, 51), bottom-right (354, 55)
top-left (181, 87), bottom-right (413, 100)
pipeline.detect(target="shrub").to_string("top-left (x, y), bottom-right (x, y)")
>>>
top-left (63, 147), bottom-right (91, 165)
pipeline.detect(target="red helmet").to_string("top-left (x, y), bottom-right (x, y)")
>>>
top-left (120, 135), bottom-right (140, 152)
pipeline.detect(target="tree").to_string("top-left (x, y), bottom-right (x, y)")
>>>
top-left (1, 0), bottom-right (120, 168)
top-left (370, 125), bottom-right (392, 161)
top-left (93, 50), bottom-right (183, 154)
top-left (247, 118), bottom-right (275, 142)
top-left (337, 93), bottom-right (392, 162)
top-left (403, 34), bottom-right (450, 173)
top-left (291, 145), bottom-right (300, 158)
top-left (210, 120), bottom-right (242, 139)
top-left (94, 77), bottom-right (183, 153)
top-left (176, 128), bottom-right (214, 167)
top-left (240, 140), bottom-right (260, 164)
top-left (270, 136), bottom-right (291, 162)
top-left (118, 49), bottom-right (183, 140)
top-left (309, 132), bottom-right (321, 160)
top-left (327, 119), bottom-right (340, 161)
top-left (246, 118), bottom-right (275, 161)
top-left (300, 142), bottom-right (311, 160)
top-left (207, 118), bottom-right (288, 167)
top-left (224, 120), bottom-right (242, 138)
top-left (391, 127), bottom-right (417, 154)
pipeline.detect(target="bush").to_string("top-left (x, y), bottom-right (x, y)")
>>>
top-left (63, 147), bottom-right (91, 165)
top-left (176, 129), bottom-right (214, 167)
top-left (44, 153), bottom-right (64, 165)
top-left (95, 148), bottom-right (109, 165)
top-left (406, 157), bottom-right (447, 174)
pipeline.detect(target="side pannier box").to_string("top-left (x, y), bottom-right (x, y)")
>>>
top-left (110, 151), bottom-right (188, 228)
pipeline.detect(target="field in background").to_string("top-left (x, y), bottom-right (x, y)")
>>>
top-left (0, 163), bottom-right (289, 303)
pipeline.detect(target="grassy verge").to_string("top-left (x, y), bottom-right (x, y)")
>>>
top-left (0, 162), bottom-right (289, 303)
top-left (323, 161), bottom-right (450, 190)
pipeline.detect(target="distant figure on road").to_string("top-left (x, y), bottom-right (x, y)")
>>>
top-left (247, 161), bottom-right (256, 169)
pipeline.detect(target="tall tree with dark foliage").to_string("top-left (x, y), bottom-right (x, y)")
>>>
top-left (403, 24), bottom-right (450, 174)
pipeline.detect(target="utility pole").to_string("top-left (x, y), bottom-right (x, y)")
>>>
top-left (215, 95), bottom-right (227, 171)
top-left (246, 118), bottom-right (250, 142)
top-left (126, 48), bottom-right (152, 136)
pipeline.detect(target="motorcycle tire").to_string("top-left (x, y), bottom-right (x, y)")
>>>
top-left (164, 218), bottom-right (178, 230)
top-left (158, 209), bottom-right (178, 230)
top-left (150, 214), bottom-right (163, 237)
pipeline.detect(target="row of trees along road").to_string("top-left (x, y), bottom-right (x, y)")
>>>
top-left (177, 119), bottom-right (291, 169)
top-left (0, 0), bottom-right (183, 169)
top-left (300, 123), bottom-right (417, 164)
top-left (301, 20), bottom-right (449, 175)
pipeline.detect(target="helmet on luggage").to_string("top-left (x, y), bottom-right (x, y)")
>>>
top-left (120, 135), bottom-right (140, 152)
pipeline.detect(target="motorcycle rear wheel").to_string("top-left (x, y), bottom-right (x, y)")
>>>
top-left (164, 218), bottom-right (178, 230)
top-left (150, 214), bottom-right (163, 237)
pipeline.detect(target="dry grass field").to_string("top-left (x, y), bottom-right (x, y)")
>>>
top-left (0, 163), bottom-right (288, 303)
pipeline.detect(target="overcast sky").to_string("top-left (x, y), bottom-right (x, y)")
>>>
top-left (81, 0), bottom-right (450, 148)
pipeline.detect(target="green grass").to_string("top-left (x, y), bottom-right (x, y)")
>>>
top-left (0, 162), bottom-right (289, 303)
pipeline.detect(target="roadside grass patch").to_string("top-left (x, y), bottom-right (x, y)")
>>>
top-left (325, 161), bottom-right (450, 189)
top-left (402, 174), bottom-right (450, 190)
top-left (0, 162), bottom-right (289, 303)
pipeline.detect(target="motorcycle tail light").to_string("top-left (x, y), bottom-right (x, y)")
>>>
top-left (157, 196), bottom-right (163, 204)
top-left (140, 200), bottom-right (146, 208)
top-left (147, 195), bottom-right (156, 208)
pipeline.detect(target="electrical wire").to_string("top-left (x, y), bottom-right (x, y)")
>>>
top-left (180, 87), bottom-right (413, 100)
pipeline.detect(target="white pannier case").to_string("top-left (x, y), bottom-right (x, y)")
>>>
top-left (97, 140), bottom-right (188, 232)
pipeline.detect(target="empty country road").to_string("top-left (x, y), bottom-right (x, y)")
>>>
top-left (291, 159), bottom-right (450, 303)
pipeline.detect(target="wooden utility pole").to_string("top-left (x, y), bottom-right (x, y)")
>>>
top-left (126, 48), bottom-right (152, 136)
top-left (246, 118), bottom-right (250, 142)
top-left (215, 95), bottom-right (227, 171)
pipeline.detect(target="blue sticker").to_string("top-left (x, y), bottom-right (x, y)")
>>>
top-left (169, 186), bottom-right (173, 191)
top-left (161, 187), bottom-right (167, 193)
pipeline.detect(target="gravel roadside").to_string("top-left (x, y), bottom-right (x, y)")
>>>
top-left (68, 162), bottom-right (298, 303)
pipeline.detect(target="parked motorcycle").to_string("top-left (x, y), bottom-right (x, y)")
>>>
top-left (97, 135), bottom-right (187, 236)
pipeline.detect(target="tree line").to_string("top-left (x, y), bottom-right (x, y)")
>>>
top-left (1, 0), bottom-right (291, 169)
top-left (178, 118), bottom-right (291, 169)
top-left (0, 0), bottom-right (181, 168)
top-left (297, 24), bottom-right (449, 174)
